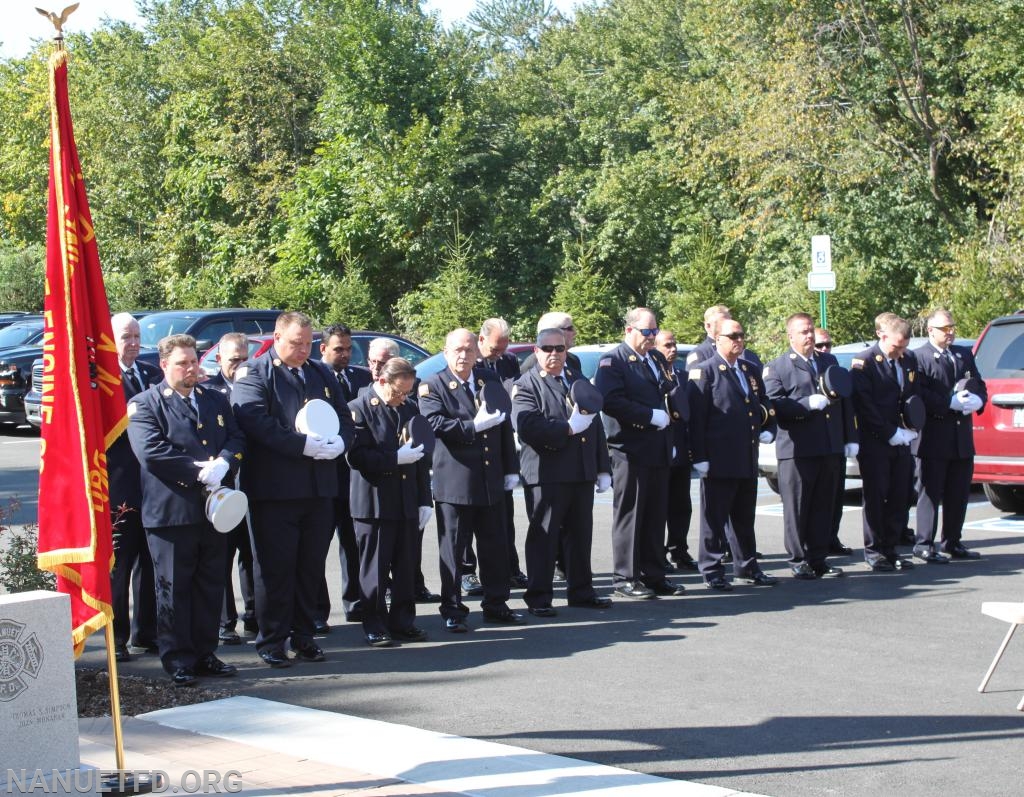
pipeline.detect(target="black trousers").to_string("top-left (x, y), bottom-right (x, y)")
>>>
top-left (609, 451), bottom-right (668, 586)
top-left (664, 464), bottom-right (693, 561)
top-left (316, 497), bottom-right (361, 621)
top-left (829, 457), bottom-right (848, 546)
top-left (698, 477), bottom-right (759, 579)
top-left (110, 508), bottom-right (156, 647)
top-left (524, 482), bottom-right (598, 608)
top-left (461, 489), bottom-right (521, 576)
top-left (915, 456), bottom-right (974, 549)
top-left (779, 455), bottom-right (841, 568)
top-left (249, 497), bottom-right (334, 653)
top-left (145, 522), bottom-right (226, 675)
top-left (437, 500), bottom-right (510, 618)
top-left (353, 518), bottom-right (416, 636)
top-left (220, 517), bottom-right (255, 630)
top-left (859, 449), bottom-right (913, 564)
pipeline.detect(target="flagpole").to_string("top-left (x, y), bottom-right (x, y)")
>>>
top-left (37, 6), bottom-right (159, 793)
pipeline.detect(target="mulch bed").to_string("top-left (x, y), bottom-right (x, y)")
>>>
top-left (76, 668), bottom-right (235, 718)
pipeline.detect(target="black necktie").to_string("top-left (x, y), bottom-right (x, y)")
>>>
top-left (336, 370), bottom-right (351, 400)
top-left (289, 366), bottom-right (302, 381)
top-left (640, 358), bottom-right (657, 384)
top-left (732, 366), bottom-right (747, 395)
top-left (888, 359), bottom-right (901, 388)
top-left (124, 368), bottom-right (142, 394)
top-left (463, 381), bottom-right (474, 403)
top-left (942, 350), bottom-right (955, 379)
top-left (181, 394), bottom-right (198, 422)
top-left (808, 357), bottom-right (818, 377)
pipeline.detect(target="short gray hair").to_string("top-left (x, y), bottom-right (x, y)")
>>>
top-left (480, 317), bottom-right (510, 338)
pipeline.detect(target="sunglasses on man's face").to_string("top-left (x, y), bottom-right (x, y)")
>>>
top-left (636, 328), bottom-right (659, 337)
top-left (814, 342), bottom-right (832, 350)
top-left (719, 332), bottom-right (745, 341)
top-left (539, 344), bottom-right (566, 353)
top-left (930, 324), bottom-right (956, 333)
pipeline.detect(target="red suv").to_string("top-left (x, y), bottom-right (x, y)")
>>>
top-left (973, 311), bottom-right (1024, 513)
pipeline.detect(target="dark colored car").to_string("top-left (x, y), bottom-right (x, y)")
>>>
top-left (138, 309), bottom-right (283, 355)
top-left (0, 316), bottom-right (44, 351)
top-left (200, 331), bottom-right (431, 377)
top-left (972, 312), bottom-right (1024, 513)
top-left (0, 311), bottom-right (31, 330)
top-left (0, 345), bottom-right (43, 427)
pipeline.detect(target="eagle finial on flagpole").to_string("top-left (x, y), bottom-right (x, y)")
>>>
top-left (36, 3), bottom-right (80, 41)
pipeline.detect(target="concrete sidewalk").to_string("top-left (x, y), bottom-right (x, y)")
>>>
top-left (79, 696), bottom-right (764, 796)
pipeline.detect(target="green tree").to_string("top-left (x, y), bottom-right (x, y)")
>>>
top-left (550, 239), bottom-right (622, 344)
top-left (0, 243), bottom-right (44, 310)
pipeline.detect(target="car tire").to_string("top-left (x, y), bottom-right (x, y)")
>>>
top-left (765, 475), bottom-right (780, 494)
top-left (982, 484), bottom-right (1024, 514)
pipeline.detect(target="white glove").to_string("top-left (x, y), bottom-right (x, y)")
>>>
top-left (302, 433), bottom-right (324, 458)
top-left (314, 435), bottom-right (346, 460)
top-left (567, 405), bottom-right (595, 435)
top-left (194, 457), bottom-right (230, 487)
top-left (693, 461), bottom-right (710, 477)
top-left (949, 393), bottom-right (965, 412)
top-left (808, 394), bottom-right (830, 411)
top-left (962, 392), bottom-right (983, 413)
top-left (888, 428), bottom-right (914, 446)
top-left (596, 472), bottom-right (612, 492)
top-left (473, 404), bottom-right (505, 432)
top-left (418, 505), bottom-right (433, 530)
top-left (504, 474), bottom-right (520, 491)
top-left (758, 430), bottom-right (774, 444)
top-left (650, 408), bottom-right (670, 429)
top-left (396, 442), bottom-right (424, 465)
top-left (844, 443), bottom-right (859, 458)
top-left (904, 429), bottom-right (919, 442)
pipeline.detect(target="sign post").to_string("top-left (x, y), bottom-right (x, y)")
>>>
top-left (809, 235), bottom-right (834, 329)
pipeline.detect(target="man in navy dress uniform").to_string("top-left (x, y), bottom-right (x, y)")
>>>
top-left (512, 327), bottom-right (613, 615)
top-left (315, 323), bottom-right (374, 628)
top-left (686, 305), bottom-right (763, 369)
top-left (850, 314), bottom-right (921, 571)
top-left (204, 332), bottom-right (257, 645)
top-left (108, 311), bottom-right (161, 662)
top-left (764, 313), bottom-right (856, 579)
top-left (231, 311), bottom-right (354, 667)
top-left (688, 318), bottom-right (778, 590)
top-left (127, 334), bottom-right (245, 686)
top-left (912, 309), bottom-right (987, 562)
top-left (418, 328), bottom-right (523, 631)
top-left (347, 357), bottom-right (433, 647)
top-left (594, 307), bottom-right (685, 599)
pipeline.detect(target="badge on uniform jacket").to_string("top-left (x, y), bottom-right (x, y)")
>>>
top-left (628, 354), bottom-right (637, 362)
top-left (449, 380), bottom-right (458, 390)
top-left (217, 414), bottom-right (224, 427)
top-left (419, 383), bottom-right (430, 397)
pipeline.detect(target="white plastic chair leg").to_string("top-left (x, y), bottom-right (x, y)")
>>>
top-left (979, 623), bottom-right (1017, 693)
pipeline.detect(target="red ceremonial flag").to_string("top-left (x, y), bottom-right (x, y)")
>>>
top-left (36, 48), bottom-right (126, 658)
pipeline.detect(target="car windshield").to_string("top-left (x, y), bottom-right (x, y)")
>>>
top-left (139, 314), bottom-right (199, 348)
top-left (0, 322), bottom-right (41, 349)
top-left (573, 350), bottom-right (606, 380)
top-left (975, 322), bottom-right (1024, 378)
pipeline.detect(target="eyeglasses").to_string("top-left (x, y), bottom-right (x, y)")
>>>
top-left (538, 344), bottom-right (567, 353)
top-left (226, 356), bottom-right (248, 365)
top-left (814, 342), bottom-right (832, 350)
top-left (636, 328), bottom-right (659, 337)
top-left (718, 332), bottom-right (745, 341)
top-left (929, 324), bottom-right (956, 333)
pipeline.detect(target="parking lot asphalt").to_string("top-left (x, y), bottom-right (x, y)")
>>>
top-left (4, 424), bottom-right (1023, 797)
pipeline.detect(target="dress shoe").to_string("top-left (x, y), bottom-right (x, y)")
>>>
top-left (828, 542), bottom-right (853, 556)
top-left (738, 571), bottom-right (778, 586)
top-left (672, 554), bottom-right (699, 571)
top-left (813, 565), bottom-right (844, 578)
top-left (345, 608), bottom-right (363, 622)
top-left (661, 558), bottom-right (676, 573)
top-left (791, 562), bottom-right (817, 580)
top-left (944, 543), bottom-right (981, 560)
top-left (528, 606), bottom-right (557, 617)
top-left (568, 596), bottom-right (613, 609)
top-left (705, 576), bottom-right (733, 591)
top-left (613, 581), bottom-right (655, 600)
top-left (172, 667), bottom-right (197, 687)
top-left (242, 617), bottom-right (259, 635)
top-left (913, 546), bottom-right (950, 564)
top-left (893, 556), bottom-right (914, 570)
top-left (754, 551), bottom-right (763, 558)
top-left (195, 654), bottom-right (237, 677)
top-left (313, 619), bottom-right (331, 635)
top-left (218, 627), bottom-right (242, 645)
top-left (510, 571), bottom-right (529, 588)
top-left (899, 528), bottom-right (916, 545)
top-left (867, 559), bottom-right (895, 572)
top-left (258, 648), bottom-right (291, 668)
top-left (444, 617), bottom-right (469, 633)
top-left (391, 626), bottom-right (429, 642)
top-left (365, 632), bottom-right (395, 648)
top-left (414, 587), bottom-right (441, 603)
top-left (129, 639), bottom-right (159, 654)
top-left (461, 573), bottom-right (484, 596)
top-left (114, 642), bottom-right (132, 663)
top-left (482, 608), bottom-right (527, 624)
top-left (721, 550), bottom-right (733, 564)
top-left (291, 642), bottom-right (326, 661)
top-left (648, 580), bottom-right (686, 596)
